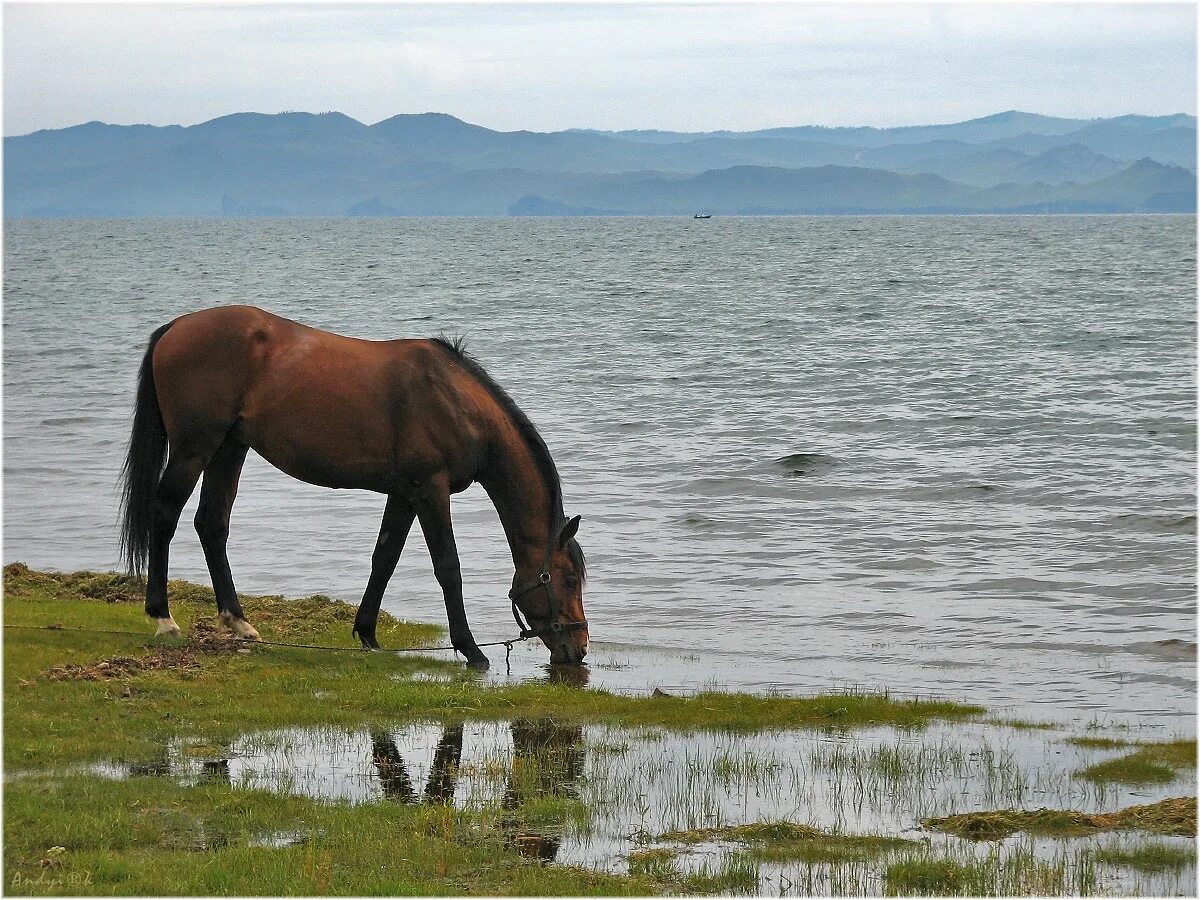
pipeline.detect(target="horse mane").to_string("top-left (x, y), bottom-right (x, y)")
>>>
top-left (432, 335), bottom-right (586, 579)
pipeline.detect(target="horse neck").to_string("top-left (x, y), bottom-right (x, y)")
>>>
top-left (478, 423), bottom-right (560, 574)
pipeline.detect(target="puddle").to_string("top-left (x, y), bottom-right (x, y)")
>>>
top-left (73, 719), bottom-right (1195, 895)
top-left (247, 829), bottom-right (312, 849)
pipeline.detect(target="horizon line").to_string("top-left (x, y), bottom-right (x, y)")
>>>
top-left (7, 107), bottom-right (1196, 140)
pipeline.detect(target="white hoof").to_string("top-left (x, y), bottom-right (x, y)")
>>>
top-left (219, 612), bottom-right (261, 641)
top-left (154, 617), bottom-right (181, 638)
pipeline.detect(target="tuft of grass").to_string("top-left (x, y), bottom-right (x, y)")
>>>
top-left (986, 717), bottom-right (1060, 731)
top-left (885, 858), bottom-right (975, 895)
top-left (1075, 739), bottom-right (1196, 785)
top-left (508, 795), bottom-right (593, 835)
top-left (626, 848), bottom-right (679, 880)
top-left (675, 852), bottom-right (760, 895)
top-left (885, 845), bottom-right (1097, 896)
top-left (658, 820), bottom-right (918, 864)
top-left (1066, 736), bottom-right (1130, 749)
top-left (923, 796), bottom-right (1197, 840)
top-left (627, 846), bottom-right (760, 895)
top-left (1095, 841), bottom-right (1197, 874)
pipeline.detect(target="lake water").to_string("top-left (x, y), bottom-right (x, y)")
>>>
top-left (3, 216), bottom-right (1195, 728)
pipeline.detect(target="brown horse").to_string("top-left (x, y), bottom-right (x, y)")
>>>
top-left (119, 305), bottom-right (588, 666)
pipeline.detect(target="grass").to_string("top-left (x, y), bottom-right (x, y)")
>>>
top-left (884, 845), bottom-right (1098, 897)
top-left (4, 565), bottom-right (985, 771)
top-left (986, 717), bottom-right (1061, 731)
top-left (4, 565), bottom-right (996, 896)
top-left (1094, 842), bottom-right (1197, 874)
top-left (626, 847), bottom-right (679, 879)
top-left (5, 772), bottom-right (656, 896)
top-left (626, 848), bottom-right (760, 896)
top-left (922, 796), bottom-right (1197, 840)
top-left (1066, 736), bottom-right (1131, 749)
top-left (7, 565), bottom-right (1197, 897)
top-left (657, 821), bottom-right (920, 864)
top-left (1075, 738), bottom-right (1196, 786)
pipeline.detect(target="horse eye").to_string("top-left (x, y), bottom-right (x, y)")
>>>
top-left (565, 576), bottom-right (579, 589)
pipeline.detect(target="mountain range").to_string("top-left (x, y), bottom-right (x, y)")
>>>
top-left (4, 110), bottom-right (1195, 216)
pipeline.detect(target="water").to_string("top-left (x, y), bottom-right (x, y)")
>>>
top-left (4, 216), bottom-right (1196, 727)
top-left (52, 719), bottom-right (1197, 895)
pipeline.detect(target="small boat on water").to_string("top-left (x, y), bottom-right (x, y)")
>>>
top-left (693, 213), bottom-right (712, 219)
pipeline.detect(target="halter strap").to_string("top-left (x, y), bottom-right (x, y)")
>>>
top-left (507, 539), bottom-right (588, 639)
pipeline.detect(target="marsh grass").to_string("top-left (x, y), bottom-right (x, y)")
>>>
top-left (508, 795), bottom-right (594, 836)
top-left (884, 843), bottom-right (1097, 896)
top-left (658, 821), bottom-right (920, 865)
top-left (1066, 736), bottom-right (1131, 750)
top-left (923, 797), bottom-right (1197, 840)
top-left (1075, 739), bottom-right (1196, 786)
top-left (676, 852), bottom-right (761, 895)
top-left (1095, 841), bottom-right (1197, 874)
top-left (806, 734), bottom-right (1029, 816)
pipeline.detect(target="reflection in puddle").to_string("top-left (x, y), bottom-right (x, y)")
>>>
top-left (89, 721), bottom-right (1196, 895)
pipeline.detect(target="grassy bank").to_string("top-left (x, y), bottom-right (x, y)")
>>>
top-left (4, 565), bottom-right (1196, 896)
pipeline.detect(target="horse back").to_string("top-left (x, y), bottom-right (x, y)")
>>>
top-left (152, 306), bottom-right (491, 492)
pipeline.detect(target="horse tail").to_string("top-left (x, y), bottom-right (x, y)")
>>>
top-left (119, 319), bottom-right (176, 577)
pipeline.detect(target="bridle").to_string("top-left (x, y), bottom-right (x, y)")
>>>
top-left (507, 536), bottom-right (588, 641)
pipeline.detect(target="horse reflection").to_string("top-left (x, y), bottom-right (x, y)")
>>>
top-left (364, 720), bottom-right (587, 863)
top-left (370, 725), bottom-right (464, 803)
top-left (543, 664), bottom-right (591, 687)
top-left (501, 718), bottom-right (587, 862)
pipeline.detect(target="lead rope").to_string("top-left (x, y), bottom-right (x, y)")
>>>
top-left (1, 623), bottom-right (530, 671)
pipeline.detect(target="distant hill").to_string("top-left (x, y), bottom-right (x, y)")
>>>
top-left (4, 110), bottom-right (1196, 217)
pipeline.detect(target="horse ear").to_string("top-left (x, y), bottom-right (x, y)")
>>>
top-left (558, 515), bottom-right (581, 547)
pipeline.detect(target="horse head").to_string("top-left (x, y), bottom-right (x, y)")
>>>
top-left (510, 515), bottom-right (588, 665)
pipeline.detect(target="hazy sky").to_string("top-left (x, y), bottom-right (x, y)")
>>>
top-left (4, 2), bottom-right (1196, 136)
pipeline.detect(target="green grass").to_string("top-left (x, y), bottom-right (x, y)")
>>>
top-left (1095, 842), bottom-right (1197, 874)
top-left (626, 847), bottom-right (679, 880)
top-left (1075, 739), bottom-right (1197, 786)
top-left (986, 717), bottom-right (1061, 731)
top-left (884, 845), bottom-right (1098, 896)
top-left (657, 820), bottom-right (919, 864)
top-left (4, 565), bottom-right (985, 771)
top-left (3, 565), bottom-right (994, 896)
top-left (1066, 736), bottom-right (1131, 749)
top-left (675, 852), bottom-right (761, 895)
top-left (4, 772), bottom-right (655, 896)
top-left (508, 795), bottom-right (593, 835)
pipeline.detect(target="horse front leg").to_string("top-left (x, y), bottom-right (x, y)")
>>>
top-left (353, 494), bottom-right (416, 650)
top-left (413, 476), bottom-right (489, 668)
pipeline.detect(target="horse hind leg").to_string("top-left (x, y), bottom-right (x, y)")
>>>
top-left (194, 436), bottom-right (259, 640)
top-left (146, 450), bottom-right (209, 637)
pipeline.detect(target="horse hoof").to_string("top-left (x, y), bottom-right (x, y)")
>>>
top-left (463, 650), bottom-right (490, 670)
top-left (219, 612), bottom-right (261, 641)
top-left (154, 617), bottom-right (181, 638)
top-left (352, 625), bottom-right (381, 651)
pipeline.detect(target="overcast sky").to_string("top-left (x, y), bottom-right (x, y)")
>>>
top-left (3, 2), bottom-right (1195, 136)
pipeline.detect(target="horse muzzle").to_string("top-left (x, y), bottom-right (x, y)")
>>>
top-left (548, 630), bottom-right (588, 665)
